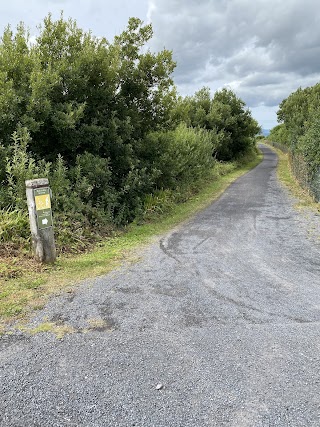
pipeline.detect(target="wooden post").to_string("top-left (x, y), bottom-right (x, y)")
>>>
top-left (25, 178), bottom-right (56, 264)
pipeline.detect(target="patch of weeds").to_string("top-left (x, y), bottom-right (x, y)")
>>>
top-left (0, 289), bottom-right (10, 300)
top-left (25, 322), bottom-right (76, 339)
top-left (0, 302), bottom-right (23, 317)
top-left (0, 209), bottom-right (30, 247)
top-left (0, 281), bottom-right (46, 318)
top-left (0, 260), bottom-right (24, 279)
top-left (27, 322), bottom-right (54, 334)
top-left (19, 278), bottom-right (46, 290)
top-left (30, 302), bottom-right (46, 311)
top-left (86, 317), bottom-right (109, 331)
top-left (0, 254), bottom-right (45, 280)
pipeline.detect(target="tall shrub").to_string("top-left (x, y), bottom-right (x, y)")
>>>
top-left (4, 127), bottom-right (50, 210)
top-left (140, 123), bottom-right (216, 190)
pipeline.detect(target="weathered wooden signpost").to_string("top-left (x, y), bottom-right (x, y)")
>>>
top-left (25, 178), bottom-right (56, 264)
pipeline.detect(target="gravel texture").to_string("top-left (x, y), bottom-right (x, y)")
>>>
top-left (1, 144), bottom-right (320, 426)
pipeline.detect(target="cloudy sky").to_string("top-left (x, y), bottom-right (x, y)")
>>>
top-left (1, 0), bottom-right (320, 129)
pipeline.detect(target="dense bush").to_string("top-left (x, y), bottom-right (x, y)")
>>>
top-left (0, 208), bottom-right (29, 246)
top-left (1, 127), bottom-right (51, 210)
top-left (267, 124), bottom-right (289, 146)
top-left (270, 83), bottom-right (320, 201)
top-left (0, 14), bottom-right (176, 193)
top-left (0, 15), bottom-right (261, 253)
top-left (171, 87), bottom-right (260, 161)
top-left (278, 84), bottom-right (320, 148)
top-left (139, 123), bottom-right (217, 189)
top-left (297, 113), bottom-right (320, 200)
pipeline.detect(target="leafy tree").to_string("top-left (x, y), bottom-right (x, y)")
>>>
top-left (276, 83), bottom-right (320, 201)
top-left (138, 123), bottom-right (216, 190)
top-left (0, 23), bottom-right (34, 143)
top-left (278, 87), bottom-right (312, 148)
top-left (114, 18), bottom-right (176, 139)
top-left (298, 111), bottom-right (320, 174)
top-left (172, 87), bottom-right (260, 161)
top-left (171, 87), bottom-right (212, 129)
top-left (0, 14), bottom-right (176, 161)
top-left (0, 14), bottom-right (177, 210)
top-left (278, 84), bottom-right (320, 144)
top-left (209, 89), bottom-right (260, 160)
top-left (268, 124), bottom-right (289, 145)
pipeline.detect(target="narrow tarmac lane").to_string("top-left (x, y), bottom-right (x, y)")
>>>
top-left (1, 145), bottom-right (320, 426)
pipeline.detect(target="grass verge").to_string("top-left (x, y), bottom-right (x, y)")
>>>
top-left (0, 151), bottom-right (262, 330)
top-left (265, 143), bottom-right (319, 212)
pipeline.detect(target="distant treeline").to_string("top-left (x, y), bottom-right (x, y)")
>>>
top-left (0, 14), bottom-right (260, 252)
top-left (268, 84), bottom-right (320, 201)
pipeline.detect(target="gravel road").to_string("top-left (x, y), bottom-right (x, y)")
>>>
top-left (1, 144), bottom-right (320, 426)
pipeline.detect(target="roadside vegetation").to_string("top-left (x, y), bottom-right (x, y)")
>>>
top-left (0, 14), bottom-right (261, 329)
top-left (0, 153), bottom-right (261, 330)
top-left (267, 83), bottom-right (320, 202)
top-left (266, 144), bottom-right (319, 212)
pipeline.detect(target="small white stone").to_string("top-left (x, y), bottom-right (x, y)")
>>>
top-left (156, 383), bottom-right (163, 390)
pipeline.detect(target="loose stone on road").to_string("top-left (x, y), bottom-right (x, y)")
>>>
top-left (1, 145), bottom-right (320, 426)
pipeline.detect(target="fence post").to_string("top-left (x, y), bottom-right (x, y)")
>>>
top-left (25, 178), bottom-right (56, 264)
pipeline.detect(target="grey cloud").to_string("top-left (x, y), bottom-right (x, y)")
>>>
top-left (232, 72), bottom-right (320, 108)
top-left (236, 86), bottom-right (292, 108)
top-left (242, 73), bottom-right (285, 88)
top-left (148, 0), bottom-right (320, 127)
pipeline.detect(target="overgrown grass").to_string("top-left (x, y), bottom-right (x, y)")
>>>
top-left (266, 142), bottom-right (319, 212)
top-left (0, 151), bottom-right (262, 330)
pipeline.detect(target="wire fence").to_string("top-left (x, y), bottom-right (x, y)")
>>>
top-left (266, 141), bottom-right (320, 202)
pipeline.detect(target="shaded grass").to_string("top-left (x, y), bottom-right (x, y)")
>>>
top-left (0, 152), bottom-right (262, 329)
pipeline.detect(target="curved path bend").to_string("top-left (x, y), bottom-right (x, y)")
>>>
top-left (1, 145), bottom-right (320, 426)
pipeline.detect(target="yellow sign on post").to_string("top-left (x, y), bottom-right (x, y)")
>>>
top-left (33, 187), bottom-right (53, 229)
top-left (35, 193), bottom-right (51, 211)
